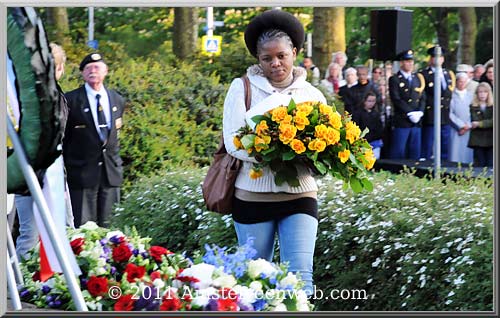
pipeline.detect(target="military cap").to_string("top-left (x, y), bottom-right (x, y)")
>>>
top-left (396, 49), bottom-right (414, 61)
top-left (244, 9), bottom-right (304, 57)
top-left (427, 46), bottom-right (447, 57)
top-left (79, 53), bottom-right (105, 71)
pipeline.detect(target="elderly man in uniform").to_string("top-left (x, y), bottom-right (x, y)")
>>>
top-left (419, 46), bottom-right (455, 161)
top-left (63, 53), bottom-right (126, 227)
top-left (388, 49), bottom-right (426, 160)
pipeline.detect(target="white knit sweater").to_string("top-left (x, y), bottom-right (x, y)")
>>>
top-left (223, 65), bottom-right (327, 193)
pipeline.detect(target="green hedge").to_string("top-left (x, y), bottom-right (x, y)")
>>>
top-left (112, 167), bottom-right (493, 311)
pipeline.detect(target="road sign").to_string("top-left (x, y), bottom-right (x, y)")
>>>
top-left (201, 35), bottom-right (222, 56)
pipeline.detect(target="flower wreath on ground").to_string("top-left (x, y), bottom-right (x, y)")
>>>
top-left (18, 221), bottom-right (311, 311)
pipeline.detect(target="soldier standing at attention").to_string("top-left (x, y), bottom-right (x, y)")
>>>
top-left (419, 46), bottom-right (455, 161)
top-left (388, 49), bottom-right (426, 160)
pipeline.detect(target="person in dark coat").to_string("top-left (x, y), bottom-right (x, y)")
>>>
top-left (468, 82), bottom-right (493, 167)
top-left (348, 65), bottom-right (382, 114)
top-left (388, 49), bottom-right (426, 160)
top-left (419, 46), bottom-right (455, 161)
top-left (63, 53), bottom-right (126, 227)
top-left (352, 91), bottom-right (384, 159)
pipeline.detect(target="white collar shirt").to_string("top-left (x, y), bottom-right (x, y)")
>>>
top-left (85, 83), bottom-right (111, 134)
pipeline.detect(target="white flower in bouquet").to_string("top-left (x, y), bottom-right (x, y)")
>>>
top-left (295, 289), bottom-right (310, 311)
top-left (278, 272), bottom-right (299, 289)
top-left (249, 281), bottom-right (263, 292)
top-left (80, 221), bottom-right (98, 230)
top-left (191, 287), bottom-right (218, 307)
top-left (265, 289), bottom-right (286, 306)
top-left (179, 263), bottom-right (215, 289)
top-left (247, 259), bottom-right (277, 279)
top-left (212, 273), bottom-right (237, 288)
top-left (105, 230), bottom-right (125, 240)
top-left (272, 303), bottom-right (288, 311)
top-left (233, 285), bottom-right (256, 306)
top-left (153, 277), bottom-right (165, 289)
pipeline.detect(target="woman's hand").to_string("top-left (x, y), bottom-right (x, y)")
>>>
top-left (471, 121), bottom-right (480, 129)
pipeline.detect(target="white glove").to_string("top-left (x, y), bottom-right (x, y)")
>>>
top-left (407, 111), bottom-right (423, 124)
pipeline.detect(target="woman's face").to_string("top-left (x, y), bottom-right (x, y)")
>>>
top-left (456, 77), bottom-right (468, 91)
top-left (258, 38), bottom-right (296, 83)
top-left (477, 87), bottom-right (489, 102)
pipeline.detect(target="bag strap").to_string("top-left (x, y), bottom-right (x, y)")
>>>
top-left (241, 75), bottom-right (251, 111)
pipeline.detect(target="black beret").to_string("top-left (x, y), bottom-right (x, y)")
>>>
top-left (427, 46), bottom-right (447, 57)
top-left (79, 53), bottom-right (105, 71)
top-left (244, 10), bottom-right (304, 57)
top-left (396, 49), bottom-right (414, 61)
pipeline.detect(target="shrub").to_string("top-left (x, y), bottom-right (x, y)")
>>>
top-left (113, 166), bottom-right (493, 311)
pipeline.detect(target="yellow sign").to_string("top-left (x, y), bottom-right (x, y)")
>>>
top-left (201, 35), bottom-right (222, 56)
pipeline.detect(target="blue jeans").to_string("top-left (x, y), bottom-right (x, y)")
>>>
top-left (15, 195), bottom-right (38, 259)
top-left (390, 127), bottom-right (421, 160)
top-left (421, 125), bottom-right (450, 160)
top-left (234, 213), bottom-right (318, 296)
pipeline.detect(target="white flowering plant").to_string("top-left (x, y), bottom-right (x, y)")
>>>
top-left (19, 222), bottom-right (311, 311)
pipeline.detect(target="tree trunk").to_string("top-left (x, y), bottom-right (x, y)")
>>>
top-left (173, 7), bottom-right (198, 60)
top-left (435, 8), bottom-right (455, 68)
top-left (46, 7), bottom-right (70, 46)
top-left (312, 7), bottom-right (345, 73)
top-left (458, 7), bottom-right (477, 65)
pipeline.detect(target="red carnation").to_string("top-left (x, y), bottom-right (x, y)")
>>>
top-left (87, 276), bottom-right (109, 297)
top-left (124, 263), bottom-right (146, 283)
top-left (217, 297), bottom-right (238, 311)
top-left (149, 246), bottom-right (173, 262)
top-left (150, 271), bottom-right (162, 281)
top-left (32, 271), bottom-right (41, 282)
top-left (70, 237), bottom-right (85, 255)
top-left (114, 294), bottom-right (135, 311)
top-left (160, 293), bottom-right (182, 311)
top-left (112, 243), bottom-right (132, 263)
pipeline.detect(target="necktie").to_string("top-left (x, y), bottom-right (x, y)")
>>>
top-left (95, 94), bottom-right (108, 143)
top-left (407, 75), bottom-right (412, 86)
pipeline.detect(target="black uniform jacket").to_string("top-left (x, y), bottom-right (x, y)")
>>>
top-left (419, 66), bottom-right (455, 126)
top-left (63, 85), bottom-right (125, 188)
top-left (389, 71), bottom-right (426, 128)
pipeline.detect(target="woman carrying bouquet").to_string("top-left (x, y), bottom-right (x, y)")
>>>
top-left (222, 9), bottom-right (327, 296)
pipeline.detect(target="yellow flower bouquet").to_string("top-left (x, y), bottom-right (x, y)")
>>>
top-left (234, 99), bottom-right (375, 193)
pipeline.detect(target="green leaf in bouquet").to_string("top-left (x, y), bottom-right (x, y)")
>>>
top-left (361, 178), bottom-right (373, 191)
top-left (313, 160), bottom-right (328, 175)
top-left (275, 172), bottom-right (286, 186)
top-left (360, 127), bottom-right (370, 139)
top-left (309, 108), bottom-right (319, 125)
top-left (283, 296), bottom-right (298, 311)
top-left (287, 98), bottom-right (297, 113)
top-left (241, 134), bottom-right (256, 149)
top-left (251, 114), bottom-right (270, 124)
top-left (282, 151), bottom-right (296, 161)
top-left (350, 176), bottom-right (363, 193)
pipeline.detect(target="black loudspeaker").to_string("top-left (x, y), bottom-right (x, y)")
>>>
top-left (370, 9), bottom-right (413, 61)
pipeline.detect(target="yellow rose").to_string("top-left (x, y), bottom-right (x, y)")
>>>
top-left (328, 111), bottom-right (342, 130)
top-left (308, 138), bottom-right (326, 152)
top-left (254, 136), bottom-right (269, 152)
top-left (233, 136), bottom-right (243, 149)
top-left (279, 123), bottom-right (297, 145)
top-left (282, 114), bottom-right (293, 125)
top-left (296, 103), bottom-right (314, 115)
top-left (319, 103), bottom-right (333, 116)
top-left (271, 106), bottom-right (289, 122)
top-left (325, 127), bottom-right (340, 145)
top-left (363, 149), bottom-right (376, 170)
top-left (255, 120), bottom-right (269, 136)
top-left (314, 124), bottom-right (328, 140)
top-left (294, 111), bottom-right (310, 130)
top-left (290, 139), bottom-right (306, 154)
top-left (249, 168), bottom-right (263, 179)
top-left (338, 149), bottom-right (350, 163)
top-left (345, 121), bottom-right (361, 144)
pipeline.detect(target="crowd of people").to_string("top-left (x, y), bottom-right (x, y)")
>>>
top-left (300, 51), bottom-right (494, 166)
